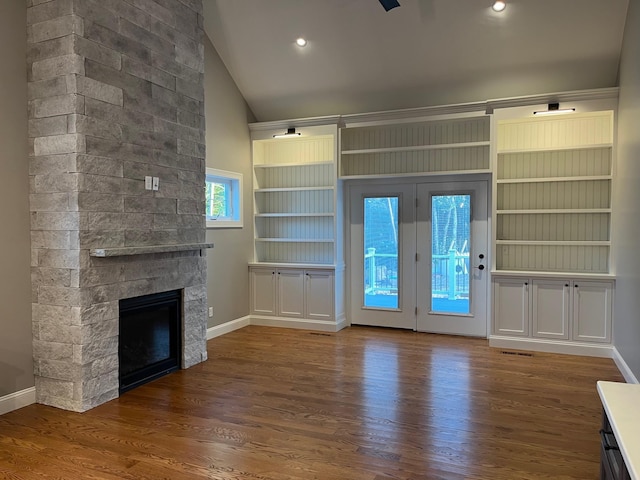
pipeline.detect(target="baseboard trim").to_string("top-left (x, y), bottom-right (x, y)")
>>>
top-left (489, 336), bottom-right (614, 358)
top-left (207, 316), bottom-right (251, 340)
top-left (250, 315), bottom-right (346, 333)
top-left (335, 313), bottom-right (349, 332)
top-left (612, 347), bottom-right (639, 384)
top-left (0, 387), bottom-right (36, 416)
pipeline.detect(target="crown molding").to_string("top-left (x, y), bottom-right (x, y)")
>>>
top-left (249, 115), bottom-right (342, 132)
top-left (485, 87), bottom-right (619, 113)
top-left (340, 101), bottom-right (488, 126)
top-left (247, 87), bottom-right (620, 130)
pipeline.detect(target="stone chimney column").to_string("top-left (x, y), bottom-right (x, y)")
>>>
top-left (27, 0), bottom-right (207, 412)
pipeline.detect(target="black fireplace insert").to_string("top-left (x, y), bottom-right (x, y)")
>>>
top-left (119, 290), bottom-right (182, 393)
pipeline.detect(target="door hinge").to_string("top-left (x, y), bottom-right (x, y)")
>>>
top-left (415, 306), bottom-right (418, 316)
top-left (415, 198), bottom-right (419, 208)
top-left (415, 252), bottom-right (419, 262)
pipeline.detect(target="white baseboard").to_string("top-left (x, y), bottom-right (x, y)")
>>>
top-left (0, 387), bottom-right (35, 416)
top-left (489, 335), bottom-right (614, 358)
top-left (612, 347), bottom-right (639, 384)
top-left (335, 313), bottom-right (349, 332)
top-left (250, 315), bottom-right (346, 333)
top-left (207, 315), bottom-right (251, 340)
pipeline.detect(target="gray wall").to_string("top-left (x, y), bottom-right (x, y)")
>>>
top-left (613, 0), bottom-right (640, 381)
top-left (204, 35), bottom-right (255, 328)
top-left (0, 1), bottom-right (32, 396)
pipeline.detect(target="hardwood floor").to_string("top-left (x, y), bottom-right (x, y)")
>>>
top-left (0, 326), bottom-right (624, 479)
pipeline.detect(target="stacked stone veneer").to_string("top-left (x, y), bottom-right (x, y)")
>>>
top-left (27, 0), bottom-right (208, 412)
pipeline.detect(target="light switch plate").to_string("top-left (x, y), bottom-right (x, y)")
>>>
top-left (152, 176), bottom-right (159, 191)
top-left (144, 176), bottom-right (153, 190)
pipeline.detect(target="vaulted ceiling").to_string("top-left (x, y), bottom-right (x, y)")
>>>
top-left (204, 0), bottom-right (629, 122)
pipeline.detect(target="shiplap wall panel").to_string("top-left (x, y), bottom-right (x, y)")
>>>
top-left (496, 245), bottom-right (609, 273)
top-left (497, 147), bottom-right (612, 179)
top-left (497, 112), bottom-right (613, 152)
top-left (254, 190), bottom-right (334, 214)
top-left (341, 146), bottom-right (489, 176)
top-left (255, 164), bottom-right (333, 189)
top-left (341, 117), bottom-right (490, 150)
top-left (255, 243), bottom-right (333, 264)
top-left (255, 217), bottom-right (334, 240)
top-left (254, 135), bottom-right (334, 165)
top-left (497, 213), bottom-right (610, 241)
top-left (497, 180), bottom-right (611, 210)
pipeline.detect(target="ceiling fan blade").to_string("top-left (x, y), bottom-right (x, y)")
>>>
top-left (378, 0), bottom-right (401, 12)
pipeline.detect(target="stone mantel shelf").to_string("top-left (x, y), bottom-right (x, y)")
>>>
top-left (90, 243), bottom-right (214, 258)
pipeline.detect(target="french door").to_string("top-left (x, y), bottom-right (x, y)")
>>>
top-left (349, 180), bottom-right (489, 336)
top-left (415, 181), bottom-right (488, 336)
top-left (349, 184), bottom-right (416, 329)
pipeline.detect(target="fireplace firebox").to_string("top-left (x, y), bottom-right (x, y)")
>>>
top-left (119, 290), bottom-right (182, 393)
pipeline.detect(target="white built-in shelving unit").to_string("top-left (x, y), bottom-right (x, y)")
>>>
top-left (490, 104), bottom-right (617, 358)
top-left (253, 133), bottom-right (337, 265)
top-left (340, 114), bottom-right (490, 179)
top-left (494, 111), bottom-right (614, 274)
top-left (249, 121), bottom-right (345, 331)
top-left (340, 114), bottom-right (491, 178)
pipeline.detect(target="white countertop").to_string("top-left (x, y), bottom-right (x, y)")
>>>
top-left (597, 381), bottom-right (640, 480)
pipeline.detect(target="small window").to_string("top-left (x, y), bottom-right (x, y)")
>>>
top-left (205, 168), bottom-right (243, 228)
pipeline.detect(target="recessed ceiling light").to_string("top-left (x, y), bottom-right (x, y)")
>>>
top-left (492, 1), bottom-right (506, 12)
top-left (295, 37), bottom-right (307, 47)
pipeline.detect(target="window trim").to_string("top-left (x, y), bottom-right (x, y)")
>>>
top-left (205, 168), bottom-right (243, 228)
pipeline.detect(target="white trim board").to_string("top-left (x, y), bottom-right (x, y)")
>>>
top-left (207, 316), bottom-right (251, 340)
top-left (489, 335), bottom-right (614, 358)
top-left (0, 387), bottom-right (35, 416)
top-left (250, 315), bottom-right (348, 333)
top-left (612, 347), bottom-right (639, 384)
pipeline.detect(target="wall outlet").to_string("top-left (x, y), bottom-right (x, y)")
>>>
top-left (152, 176), bottom-right (159, 191)
top-left (208, 307), bottom-right (214, 318)
top-left (144, 176), bottom-right (153, 190)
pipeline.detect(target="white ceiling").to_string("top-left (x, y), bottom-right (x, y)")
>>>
top-left (204, 0), bottom-right (629, 122)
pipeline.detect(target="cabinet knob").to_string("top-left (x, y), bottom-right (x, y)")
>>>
top-left (524, 282), bottom-right (528, 286)
top-left (565, 284), bottom-right (569, 287)
top-left (574, 284), bottom-right (579, 288)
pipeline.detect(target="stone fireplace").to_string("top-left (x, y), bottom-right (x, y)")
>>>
top-left (27, 0), bottom-right (210, 411)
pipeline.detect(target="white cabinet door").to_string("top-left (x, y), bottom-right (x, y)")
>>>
top-left (250, 268), bottom-right (276, 315)
top-left (532, 279), bottom-right (570, 340)
top-left (305, 270), bottom-right (334, 321)
top-left (572, 281), bottom-right (612, 343)
top-left (493, 277), bottom-right (529, 336)
top-left (277, 269), bottom-right (305, 318)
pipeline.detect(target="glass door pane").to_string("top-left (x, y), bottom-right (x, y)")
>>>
top-left (364, 196), bottom-right (399, 310)
top-left (431, 194), bottom-right (470, 314)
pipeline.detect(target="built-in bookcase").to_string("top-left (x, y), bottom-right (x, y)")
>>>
top-left (494, 111), bottom-right (614, 274)
top-left (252, 134), bottom-right (337, 265)
top-left (340, 115), bottom-right (491, 178)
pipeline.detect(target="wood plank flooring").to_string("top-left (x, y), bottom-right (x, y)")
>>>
top-left (0, 326), bottom-right (625, 479)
